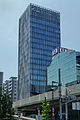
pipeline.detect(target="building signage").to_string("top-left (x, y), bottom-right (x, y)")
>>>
top-left (52, 47), bottom-right (75, 57)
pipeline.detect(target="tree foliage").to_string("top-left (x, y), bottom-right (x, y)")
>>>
top-left (0, 87), bottom-right (15, 120)
top-left (41, 97), bottom-right (51, 120)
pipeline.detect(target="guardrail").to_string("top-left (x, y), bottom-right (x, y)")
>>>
top-left (13, 115), bottom-right (36, 120)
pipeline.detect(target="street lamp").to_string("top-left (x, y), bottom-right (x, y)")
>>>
top-left (65, 88), bottom-right (71, 120)
top-left (58, 68), bottom-right (62, 120)
top-left (52, 81), bottom-right (58, 120)
top-left (51, 69), bottom-right (62, 120)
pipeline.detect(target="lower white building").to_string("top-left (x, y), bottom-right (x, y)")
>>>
top-left (3, 77), bottom-right (18, 102)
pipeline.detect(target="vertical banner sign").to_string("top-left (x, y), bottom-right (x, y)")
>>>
top-left (52, 108), bottom-right (55, 120)
top-left (77, 102), bottom-right (80, 110)
top-left (72, 102), bottom-right (77, 110)
top-left (72, 102), bottom-right (80, 110)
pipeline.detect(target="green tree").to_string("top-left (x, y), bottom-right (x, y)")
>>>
top-left (41, 97), bottom-right (51, 120)
top-left (0, 88), bottom-right (15, 120)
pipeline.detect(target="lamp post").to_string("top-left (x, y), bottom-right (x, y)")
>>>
top-left (51, 69), bottom-right (62, 120)
top-left (65, 88), bottom-right (68, 120)
top-left (52, 81), bottom-right (55, 120)
top-left (37, 108), bottom-right (41, 120)
top-left (58, 68), bottom-right (62, 120)
top-left (52, 81), bottom-right (58, 120)
top-left (65, 88), bottom-right (71, 120)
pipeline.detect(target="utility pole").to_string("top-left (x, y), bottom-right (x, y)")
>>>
top-left (58, 68), bottom-right (62, 120)
top-left (52, 81), bottom-right (58, 120)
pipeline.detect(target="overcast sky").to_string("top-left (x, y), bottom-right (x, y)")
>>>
top-left (0, 0), bottom-right (80, 81)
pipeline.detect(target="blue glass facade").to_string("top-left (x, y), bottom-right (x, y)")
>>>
top-left (18, 4), bottom-right (60, 99)
top-left (47, 48), bottom-right (80, 87)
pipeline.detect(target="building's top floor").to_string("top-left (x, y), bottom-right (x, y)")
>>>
top-left (30, 3), bottom-right (60, 14)
top-left (51, 47), bottom-right (80, 66)
top-left (52, 47), bottom-right (80, 60)
top-left (4, 80), bottom-right (9, 85)
top-left (19, 3), bottom-right (60, 21)
top-left (0, 72), bottom-right (3, 80)
top-left (0, 72), bottom-right (3, 74)
top-left (0, 72), bottom-right (3, 86)
top-left (3, 77), bottom-right (18, 86)
top-left (52, 47), bottom-right (75, 57)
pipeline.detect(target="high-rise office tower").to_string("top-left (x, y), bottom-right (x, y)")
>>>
top-left (18, 3), bottom-right (61, 100)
